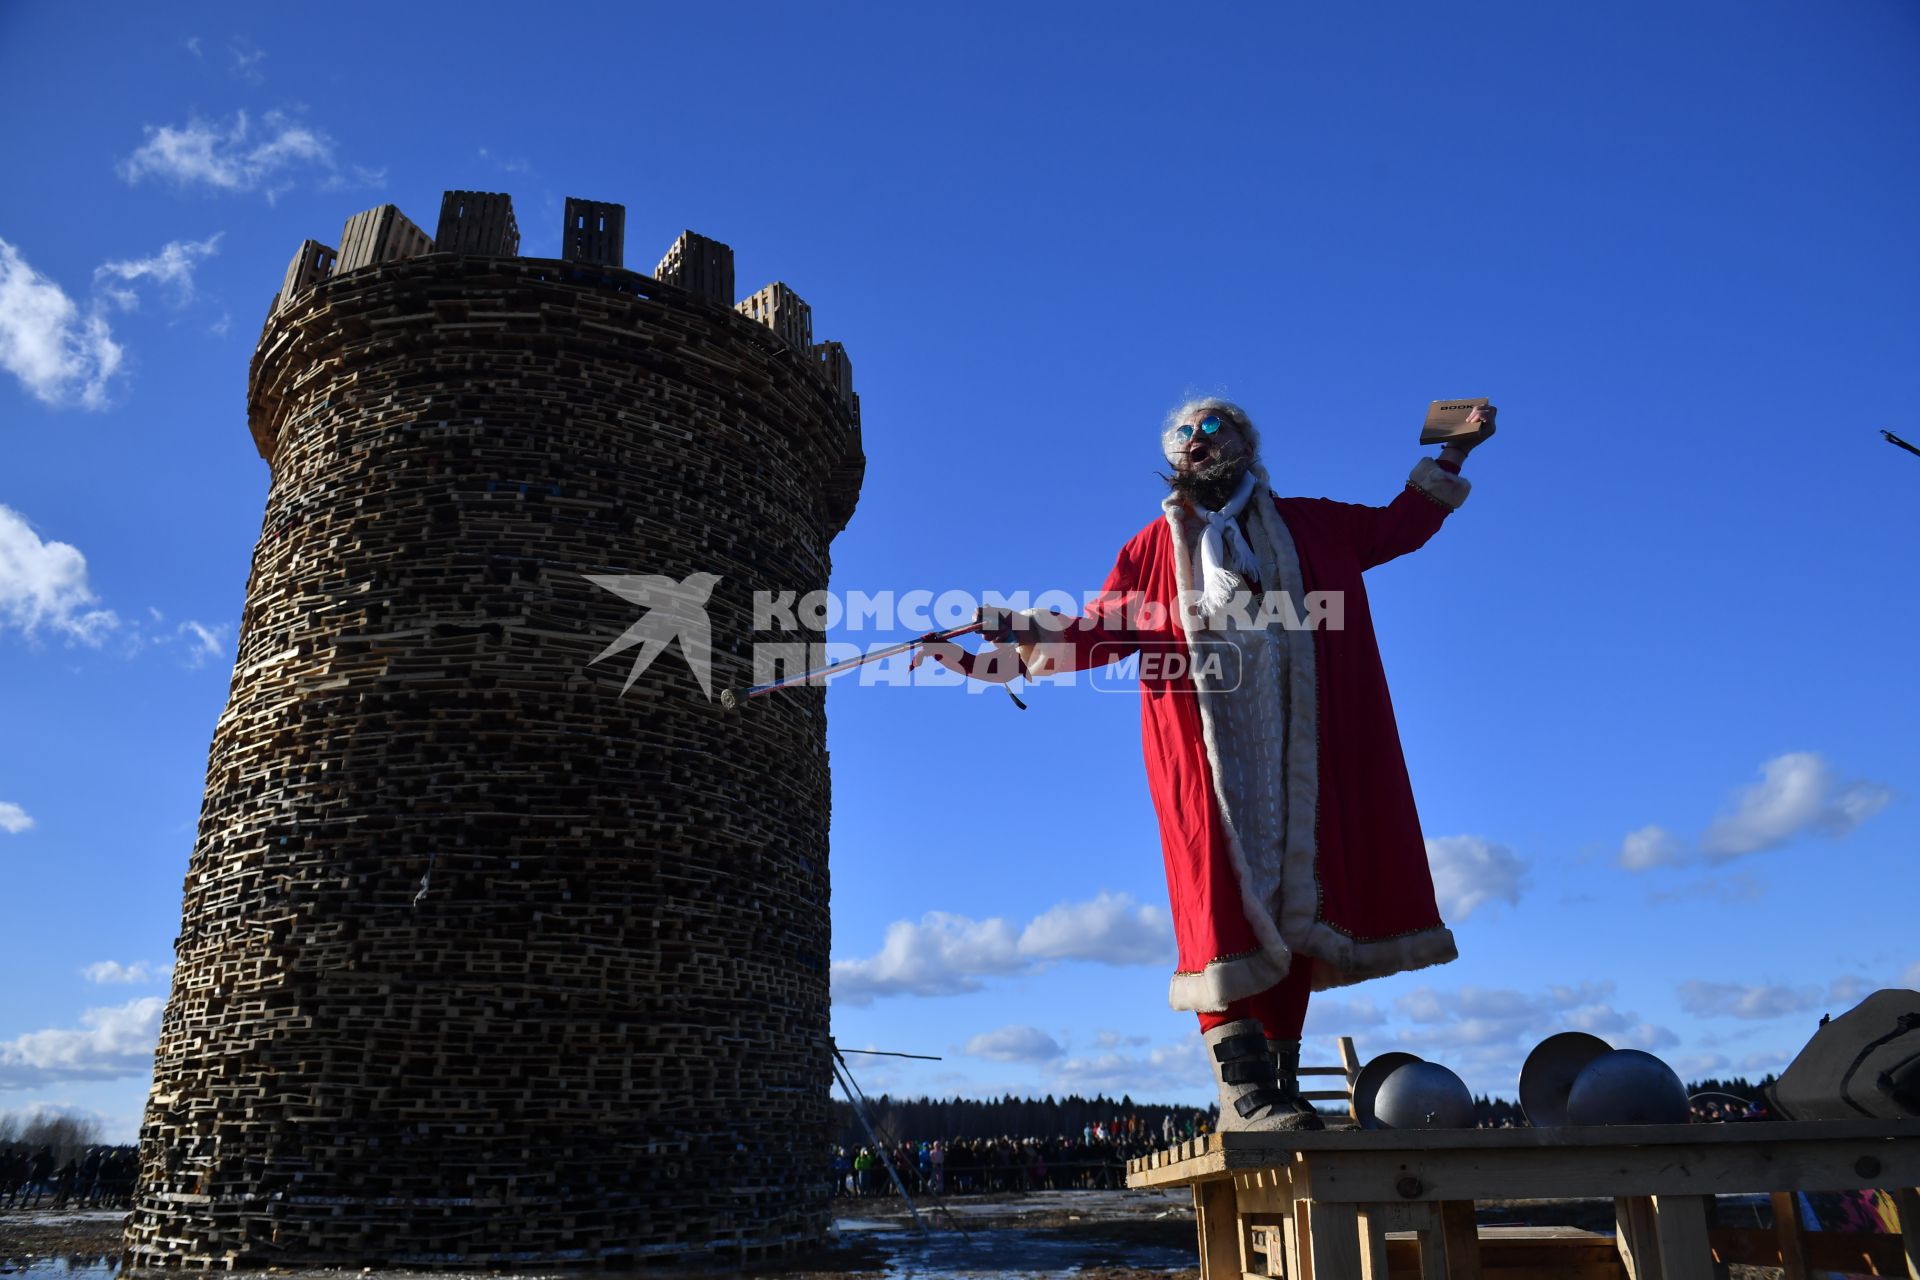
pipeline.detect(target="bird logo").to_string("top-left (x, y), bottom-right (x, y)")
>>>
top-left (584, 572), bottom-right (722, 699)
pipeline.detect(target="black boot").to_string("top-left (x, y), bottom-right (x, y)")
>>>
top-left (1265, 1038), bottom-right (1331, 1130)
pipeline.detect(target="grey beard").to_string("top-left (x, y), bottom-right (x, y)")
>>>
top-left (1162, 455), bottom-right (1251, 511)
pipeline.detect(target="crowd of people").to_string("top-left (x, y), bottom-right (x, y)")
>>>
top-left (1, 1143), bottom-right (139, 1209)
top-left (833, 1126), bottom-right (1188, 1198)
top-left (829, 1076), bottom-right (1780, 1198)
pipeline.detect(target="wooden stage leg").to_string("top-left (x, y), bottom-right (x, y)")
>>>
top-left (1436, 1200), bottom-right (1482, 1279)
top-left (1355, 1203), bottom-right (1390, 1280)
top-left (1292, 1197), bottom-right (1313, 1280)
top-left (1769, 1190), bottom-right (1809, 1280)
top-left (1615, 1195), bottom-right (1662, 1280)
top-left (1306, 1200), bottom-right (1362, 1279)
top-left (1893, 1186), bottom-right (1920, 1280)
top-left (1651, 1194), bottom-right (1713, 1279)
top-left (1194, 1179), bottom-right (1242, 1280)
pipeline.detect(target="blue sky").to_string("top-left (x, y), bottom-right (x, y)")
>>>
top-left (1, 3), bottom-right (1915, 1141)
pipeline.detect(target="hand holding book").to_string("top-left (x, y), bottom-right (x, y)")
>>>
top-left (1421, 398), bottom-right (1498, 455)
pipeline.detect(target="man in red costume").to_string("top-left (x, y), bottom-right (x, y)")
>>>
top-left (936, 398), bottom-right (1494, 1131)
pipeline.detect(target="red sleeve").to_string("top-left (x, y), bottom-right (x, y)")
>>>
top-left (1022, 535), bottom-right (1145, 675)
top-left (1300, 457), bottom-right (1464, 571)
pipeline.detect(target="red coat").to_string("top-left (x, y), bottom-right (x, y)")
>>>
top-left (1027, 459), bottom-right (1467, 1008)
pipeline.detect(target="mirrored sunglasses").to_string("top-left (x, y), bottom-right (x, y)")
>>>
top-left (1174, 415), bottom-right (1223, 442)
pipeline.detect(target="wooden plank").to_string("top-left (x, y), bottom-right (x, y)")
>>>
top-left (1307, 1200), bottom-right (1360, 1279)
top-left (1615, 1196), bottom-right (1660, 1280)
top-left (1896, 1185), bottom-right (1920, 1280)
top-left (1710, 1224), bottom-right (1908, 1273)
top-left (1650, 1195), bottom-right (1712, 1280)
top-left (1769, 1190), bottom-right (1809, 1280)
top-left (1363, 1201), bottom-right (1449, 1280)
top-left (1293, 1197), bottom-right (1314, 1280)
top-left (1381, 1235), bottom-right (1624, 1280)
top-left (1293, 1132), bottom-right (1920, 1202)
top-left (1355, 1203), bottom-right (1390, 1279)
top-left (1437, 1200), bottom-right (1482, 1280)
top-left (1204, 1117), bottom-right (1913, 1154)
top-left (1196, 1177), bottom-right (1242, 1280)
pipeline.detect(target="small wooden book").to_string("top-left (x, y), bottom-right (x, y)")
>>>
top-left (1420, 397), bottom-right (1490, 445)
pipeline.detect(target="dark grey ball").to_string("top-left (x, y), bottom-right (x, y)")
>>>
top-left (1374, 1060), bottom-right (1476, 1129)
top-left (1566, 1050), bottom-right (1691, 1125)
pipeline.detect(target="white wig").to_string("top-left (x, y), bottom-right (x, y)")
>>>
top-left (1161, 396), bottom-right (1267, 481)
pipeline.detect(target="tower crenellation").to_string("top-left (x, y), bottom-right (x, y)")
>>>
top-left (735, 281), bottom-right (812, 352)
top-left (562, 196), bottom-right (625, 268)
top-left (434, 189), bottom-right (520, 257)
top-left (334, 203), bottom-right (433, 275)
top-left (264, 192), bottom-right (850, 423)
top-left (277, 239), bottom-right (337, 312)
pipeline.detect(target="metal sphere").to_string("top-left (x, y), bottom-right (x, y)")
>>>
top-left (1519, 1031), bottom-right (1613, 1128)
top-left (1352, 1052), bottom-right (1425, 1129)
top-left (1565, 1050), bottom-right (1691, 1126)
top-left (1374, 1060), bottom-right (1477, 1129)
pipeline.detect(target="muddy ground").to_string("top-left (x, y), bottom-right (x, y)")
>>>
top-left (0, 1189), bottom-right (1795, 1278)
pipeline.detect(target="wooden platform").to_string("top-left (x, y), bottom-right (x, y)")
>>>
top-left (1126, 1119), bottom-right (1920, 1279)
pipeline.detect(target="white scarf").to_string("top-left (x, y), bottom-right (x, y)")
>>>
top-left (1196, 468), bottom-right (1260, 616)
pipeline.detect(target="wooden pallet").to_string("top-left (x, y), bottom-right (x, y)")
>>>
top-left (1127, 1119), bottom-right (1920, 1279)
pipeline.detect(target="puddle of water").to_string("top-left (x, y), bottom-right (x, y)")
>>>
top-left (0, 1258), bottom-right (119, 1279)
top-left (871, 1228), bottom-right (1192, 1280)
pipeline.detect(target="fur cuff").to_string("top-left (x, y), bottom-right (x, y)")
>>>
top-left (1167, 947), bottom-right (1294, 1013)
top-left (1408, 457), bottom-right (1471, 511)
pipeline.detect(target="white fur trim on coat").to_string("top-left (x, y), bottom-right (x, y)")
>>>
top-left (1160, 478), bottom-right (1459, 1010)
top-left (1407, 457), bottom-right (1471, 511)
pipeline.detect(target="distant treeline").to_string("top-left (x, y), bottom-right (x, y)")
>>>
top-left (0, 1110), bottom-right (115, 1165)
top-left (834, 1094), bottom-right (1190, 1147)
top-left (833, 1075), bottom-right (1780, 1145)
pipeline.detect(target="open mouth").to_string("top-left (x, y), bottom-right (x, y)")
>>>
top-left (1187, 443), bottom-right (1213, 465)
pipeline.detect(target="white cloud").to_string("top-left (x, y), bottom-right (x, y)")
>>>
top-left (1619, 753), bottom-right (1891, 871)
top-left (1618, 824), bottom-right (1684, 871)
top-left (1426, 836), bottom-right (1528, 920)
top-left (1614, 1022), bottom-right (1682, 1051)
top-left (0, 238), bottom-right (123, 409)
top-left (1674, 1052), bottom-right (1730, 1078)
top-left (477, 147), bottom-right (530, 174)
top-left (831, 912), bottom-right (1022, 1005)
top-left (1017, 891), bottom-right (1172, 966)
top-left (227, 38), bottom-right (267, 85)
top-left (0, 996), bottom-right (164, 1088)
top-left (1674, 979), bottom-right (1853, 1021)
top-left (1647, 871), bottom-right (1764, 905)
top-left (833, 892), bottom-right (1174, 1006)
top-left (1304, 994), bottom-right (1387, 1034)
top-left (94, 234), bottom-right (222, 311)
top-left (964, 1025), bottom-right (1063, 1063)
top-left (0, 802), bottom-right (32, 834)
top-left (177, 619), bottom-right (228, 668)
top-left (0, 504), bottom-right (119, 644)
top-left (1902, 961), bottom-right (1920, 988)
top-left (1051, 1039), bottom-right (1206, 1099)
top-left (184, 36), bottom-right (203, 58)
top-left (1387, 980), bottom-right (1676, 1058)
top-left (1699, 753), bottom-right (1892, 859)
top-left (1681, 981), bottom-right (1817, 1020)
top-left (1093, 1030), bottom-right (1150, 1049)
top-left (117, 109), bottom-right (372, 201)
top-left (82, 960), bottom-right (169, 985)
